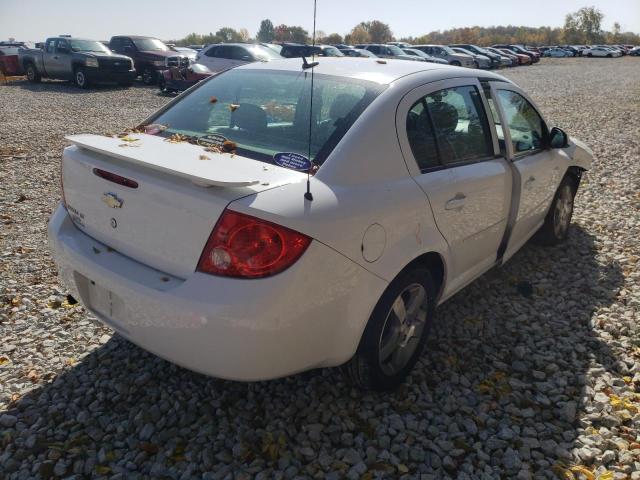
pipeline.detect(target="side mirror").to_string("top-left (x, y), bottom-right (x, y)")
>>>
top-left (549, 126), bottom-right (569, 148)
top-left (515, 141), bottom-right (531, 152)
top-left (240, 55), bottom-right (252, 61)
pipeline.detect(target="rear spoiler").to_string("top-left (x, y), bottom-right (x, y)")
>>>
top-left (65, 134), bottom-right (304, 188)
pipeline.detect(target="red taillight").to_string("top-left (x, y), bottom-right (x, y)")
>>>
top-left (197, 210), bottom-right (311, 278)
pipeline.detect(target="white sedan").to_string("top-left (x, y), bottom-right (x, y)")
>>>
top-left (49, 58), bottom-right (592, 390)
top-left (583, 46), bottom-right (622, 57)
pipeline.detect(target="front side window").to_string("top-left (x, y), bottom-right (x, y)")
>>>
top-left (496, 90), bottom-right (545, 155)
top-left (151, 69), bottom-right (384, 166)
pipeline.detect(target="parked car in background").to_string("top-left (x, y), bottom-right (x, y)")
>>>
top-left (196, 43), bottom-right (282, 72)
top-left (50, 57), bottom-right (592, 390)
top-left (412, 45), bottom-right (475, 67)
top-left (583, 46), bottom-right (621, 57)
top-left (629, 46), bottom-right (640, 56)
top-left (496, 48), bottom-right (531, 65)
top-left (19, 36), bottom-right (135, 88)
top-left (279, 43), bottom-right (343, 58)
top-left (109, 36), bottom-right (188, 84)
top-left (450, 47), bottom-right (488, 68)
top-left (0, 49), bottom-right (23, 76)
top-left (159, 63), bottom-right (213, 94)
top-left (402, 48), bottom-right (448, 64)
top-left (449, 44), bottom-right (502, 68)
top-left (186, 45), bottom-right (205, 51)
top-left (109, 35), bottom-right (187, 85)
top-left (341, 48), bottom-right (377, 58)
top-left (355, 44), bottom-right (424, 61)
top-left (172, 46), bottom-right (198, 63)
top-left (493, 44), bottom-right (540, 63)
top-left (387, 41), bottom-right (411, 49)
top-left (543, 47), bottom-right (570, 58)
top-left (483, 47), bottom-right (515, 66)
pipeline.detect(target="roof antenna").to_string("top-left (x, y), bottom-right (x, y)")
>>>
top-left (304, 0), bottom-right (318, 202)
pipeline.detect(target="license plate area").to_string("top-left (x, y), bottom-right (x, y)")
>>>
top-left (87, 280), bottom-right (124, 321)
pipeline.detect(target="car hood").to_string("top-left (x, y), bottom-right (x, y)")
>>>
top-left (82, 51), bottom-right (132, 61)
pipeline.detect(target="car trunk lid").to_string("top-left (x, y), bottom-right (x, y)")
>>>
top-left (62, 133), bottom-right (306, 278)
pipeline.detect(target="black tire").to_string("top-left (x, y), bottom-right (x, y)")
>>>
top-left (587, 53), bottom-right (593, 57)
top-left (343, 267), bottom-right (436, 391)
top-left (142, 68), bottom-right (157, 85)
top-left (450, 60), bottom-right (461, 66)
top-left (74, 67), bottom-right (90, 89)
top-left (607, 53), bottom-right (612, 58)
top-left (158, 76), bottom-right (167, 93)
top-left (534, 176), bottom-right (577, 246)
top-left (25, 63), bottom-right (41, 83)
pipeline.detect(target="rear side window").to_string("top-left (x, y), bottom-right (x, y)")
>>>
top-left (406, 85), bottom-right (494, 169)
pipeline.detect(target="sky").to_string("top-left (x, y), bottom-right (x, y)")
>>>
top-left (1, 0), bottom-right (638, 42)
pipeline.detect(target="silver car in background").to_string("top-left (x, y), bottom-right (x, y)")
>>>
top-left (451, 47), bottom-right (490, 69)
top-left (195, 43), bottom-right (282, 72)
top-left (412, 45), bottom-right (475, 67)
top-left (402, 48), bottom-right (448, 64)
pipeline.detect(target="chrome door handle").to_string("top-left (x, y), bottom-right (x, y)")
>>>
top-left (445, 194), bottom-right (466, 210)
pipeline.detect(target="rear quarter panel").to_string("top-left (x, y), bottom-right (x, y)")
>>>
top-left (229, 76), bottom-right (452, 287)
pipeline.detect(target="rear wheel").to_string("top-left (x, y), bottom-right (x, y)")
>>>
top-left (25, 63), bottom-right (41, 83)
top-left (343, 268), bottom-right (435, 391)
top-left (607, 53), bottom-right (612, 58)
top-left (587, 53), bottom-right (593, 57)
top-left (74, 68), bottom-right (90, 88)
top-left (534, 177), bottom-right (576, 246)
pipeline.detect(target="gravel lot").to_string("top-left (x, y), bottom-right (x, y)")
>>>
top-left (1, 57), bottom-right (639, 479)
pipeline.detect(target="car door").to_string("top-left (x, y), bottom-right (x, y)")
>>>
top-left (396, 78), bottom-right (512, 296)
top-left (48, 39), bottom-right (72, 79)
top-left (485, 82), bottom-right (564, 260)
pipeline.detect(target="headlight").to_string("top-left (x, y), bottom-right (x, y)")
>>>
top-left (152, 60), bottom-right (166, 67)
top-left (85, 57), bottom-right (99, 68)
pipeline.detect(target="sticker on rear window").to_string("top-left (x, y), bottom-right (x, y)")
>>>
top-left (197, 134), bottom-right (227, 148)
top-left (273, 152), bottom-right (311, 171)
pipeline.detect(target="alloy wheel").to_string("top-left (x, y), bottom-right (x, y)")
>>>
top-left (378, 283), bottom-right (427, 376)
top-left (553, 185), bottom-right (574, 238)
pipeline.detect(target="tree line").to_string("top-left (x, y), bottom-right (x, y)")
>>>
top-left (170, 7), bottom-right (639, 47)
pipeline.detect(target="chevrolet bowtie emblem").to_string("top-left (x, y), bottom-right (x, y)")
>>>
top-left (102, 192), bottom-right (123, 209)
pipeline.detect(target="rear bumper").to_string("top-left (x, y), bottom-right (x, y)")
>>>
top-left (85, 68), bottom-right (136, 83)
top-left (48, 205), bottom-right (387, 381)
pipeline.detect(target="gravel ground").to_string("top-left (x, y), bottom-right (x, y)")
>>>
top-left (1, 57), bottom-right (639, 479)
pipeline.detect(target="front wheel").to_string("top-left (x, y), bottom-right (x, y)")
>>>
top-left (25, 63), bottom-right (41, 83)
top-left (534, 177), bottom-right (576, 246)
top-left (74, 68), bottom-right (90, 88)
top-left (343, 268), bottom-right (435, 390)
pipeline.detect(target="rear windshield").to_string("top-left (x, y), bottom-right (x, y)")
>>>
top-left (150, 69), bottom-right (385, 166)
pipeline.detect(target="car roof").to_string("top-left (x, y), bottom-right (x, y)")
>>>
top-left (235, 57), bottom-right (509, 85)
top-left (111, 35), bottom-right (161, 39)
